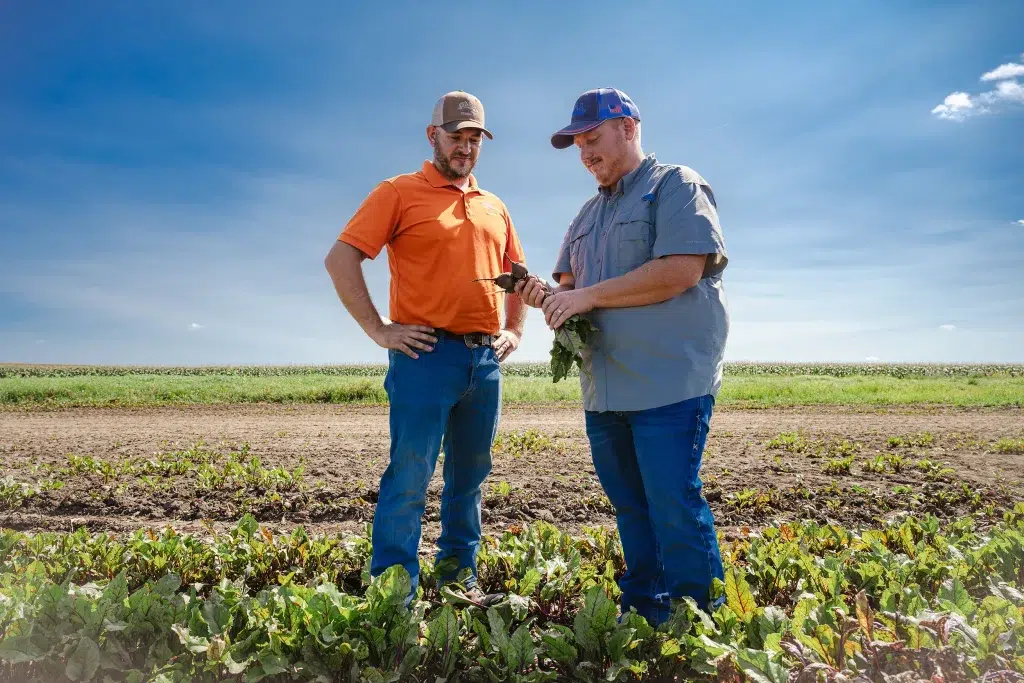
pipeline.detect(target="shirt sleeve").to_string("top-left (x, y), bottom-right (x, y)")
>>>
top-left (552, 222), bottom-right (573, 283)
top-left (651, 170), bottom-right (728, 277)
top-left (338, 181), bottom-right (402, 259)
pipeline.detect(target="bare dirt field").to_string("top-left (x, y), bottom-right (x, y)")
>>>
top-left (2, 404), bottom-right (1022, 547)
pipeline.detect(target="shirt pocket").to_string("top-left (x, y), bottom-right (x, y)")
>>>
top-left (568, 221), bottom-right (595, 277)
top-left (615, 218), bottom-right (654, 273)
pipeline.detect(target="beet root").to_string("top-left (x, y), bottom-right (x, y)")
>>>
top-left (493, 273), bottom-right (517, 292)
top-left (474, 273), bottom-right (518, 293)
top-left (474, 261), bottom-right (533, 293)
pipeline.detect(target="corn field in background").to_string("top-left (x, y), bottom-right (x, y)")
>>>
top-left (3, 362), bottom-right (1022, 379)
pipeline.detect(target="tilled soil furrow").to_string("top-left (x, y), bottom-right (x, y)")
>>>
top-left (2, 404), bottom-right (1022, 542)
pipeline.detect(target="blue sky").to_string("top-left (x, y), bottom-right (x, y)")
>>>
top-left (1, 2), bottom-right (1022, 365)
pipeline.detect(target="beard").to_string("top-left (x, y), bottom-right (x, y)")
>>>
top-left (433, 135), bottom-right (476, 180)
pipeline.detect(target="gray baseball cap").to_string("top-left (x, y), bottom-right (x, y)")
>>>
top-left (431, 91), bottom-right (493, 139)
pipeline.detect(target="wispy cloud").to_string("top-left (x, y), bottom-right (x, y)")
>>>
top-left (1016, 220), bottom-right (1024, 226)
top-left (932, 52), bottom-right (1024, 120)
top-left (865, 356), bottom-right (880, 362)
top-left (939, 324), bottom-right (957, 332)
top-left (189, 323), bottom-right (203, 330)
top-left (982, 60), bottom-right (1024, 81)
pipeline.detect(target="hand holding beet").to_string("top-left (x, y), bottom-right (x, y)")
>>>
top-left (476, 261), bottom-right (552, 309)
top-left (471, 262), bottom-right (596, 382)
top-left (514, 276), bottom-right (551, 309)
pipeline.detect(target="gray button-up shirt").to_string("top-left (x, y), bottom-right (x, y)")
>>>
top-left (553, 154), bottom-right (730, 412)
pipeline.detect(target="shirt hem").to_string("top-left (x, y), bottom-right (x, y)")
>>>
top-left (582, 384), bottom-right (722, 413)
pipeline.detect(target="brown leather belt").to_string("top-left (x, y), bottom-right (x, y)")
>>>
top-left (435, 329), bottom-right (496, 348)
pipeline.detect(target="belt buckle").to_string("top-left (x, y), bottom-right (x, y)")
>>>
top-left (463, 332), bottom-right (488, 348)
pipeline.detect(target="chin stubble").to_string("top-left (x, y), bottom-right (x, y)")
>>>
top-left (433, 134), bottom-right (474, 181)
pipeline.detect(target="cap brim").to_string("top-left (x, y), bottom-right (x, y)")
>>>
top-left (550, 120), bottom-right (603, 149)
top-left (440, 120), bottom-right (493, 139)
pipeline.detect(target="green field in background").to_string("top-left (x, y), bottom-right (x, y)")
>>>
top-left (2, 369), bottom-right (1022, 408)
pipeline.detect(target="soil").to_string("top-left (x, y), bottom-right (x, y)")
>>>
top-left (1, 404), bottom-right (1022, 549)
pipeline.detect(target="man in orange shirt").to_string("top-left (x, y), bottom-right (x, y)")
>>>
top-left (324, 91), bottom-right (526, 606)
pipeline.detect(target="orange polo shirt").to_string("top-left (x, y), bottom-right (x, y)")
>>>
top-left (339, 161), bottom-right (525, 335)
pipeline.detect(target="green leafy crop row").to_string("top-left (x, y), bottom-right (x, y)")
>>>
top-left (2, 506), bottom-right (1024, 681)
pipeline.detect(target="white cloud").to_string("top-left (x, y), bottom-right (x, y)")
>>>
top-left (189, 322), bottom-right (203, 330)
top-left (1016, 220), bottom-right (1024, 226)
top-left (981, 58), bottom-right (1024, 82)
top-left (987, 79), bottom-right (1024, 103)
top-left (931, 92), bottom-right (976, 120)
top-left (934, 53), bottom-right (1024, 120)
top-left (939, 324), bottom-right (956, 332)
top-left (865, 356), bottom-right (880, 362)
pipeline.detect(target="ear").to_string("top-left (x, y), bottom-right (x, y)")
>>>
top-left (426, 126), bottom-right (437, 146)
top-left (622, 117), bottom-right (637, 142)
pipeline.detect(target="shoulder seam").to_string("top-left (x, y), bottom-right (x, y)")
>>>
top-left (381, 179), bottom-right (404, 227)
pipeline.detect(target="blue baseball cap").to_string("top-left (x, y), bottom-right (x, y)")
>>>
top-left (550, 88), bottom-right (641, 149)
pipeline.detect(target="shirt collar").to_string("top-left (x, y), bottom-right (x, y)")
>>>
top-left (599, 154), bottom-right (656, 197)
top-left (422, 160), bottom-right (479, 191)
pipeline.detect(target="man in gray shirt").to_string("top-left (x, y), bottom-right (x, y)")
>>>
top-left (517, 88), bottom-right (728, 625)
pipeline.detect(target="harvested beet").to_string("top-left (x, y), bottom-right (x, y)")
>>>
top-left (474, 273), bottom-right (518, 293)
top-left (494, 273), bottom-right (517, 292)
top-left (475, 261), bottom-right (532, 293)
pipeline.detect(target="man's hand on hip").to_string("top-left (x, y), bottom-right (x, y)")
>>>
top-left (371, 322), bottom-right (438, 359)
top-left (492, 329), bottom-right (521, 361)
top-left (542, 288), bottom-right (596, 329)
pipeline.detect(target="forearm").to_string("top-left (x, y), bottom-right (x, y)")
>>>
top-left (503, 293), bottom-right (527, 335)
top-left (588, 256), bottom-right (701, 309)
top-left (552, 273), bottom-right (575, 293)
top-left (324, 241), bottom-right (386, 338)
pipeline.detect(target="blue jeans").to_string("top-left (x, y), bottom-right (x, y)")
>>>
top-left (370, 336), bottom-right (501, 598)
top-left (585, 394), bottom-right (725, 625)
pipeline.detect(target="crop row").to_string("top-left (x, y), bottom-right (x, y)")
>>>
top-left (3, 362), bottom-right (1023, 379)
top-left (2, 507), bottom-right (1024, 681)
